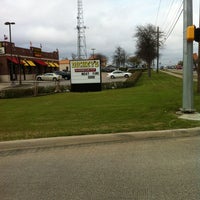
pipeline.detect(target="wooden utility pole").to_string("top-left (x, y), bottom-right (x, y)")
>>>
top-left (156, 26), bottom-right (159, 73)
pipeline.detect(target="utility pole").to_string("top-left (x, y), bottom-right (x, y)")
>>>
top-left (156, 26), bottom-right (159, 73)
top-left (77, 0), bottom-right (87, 59)
top-left (91, 48), bottom-right (96, 59)
top-left (182, 0), bottom-right (195, 113)
top-left (197, 1), bottom-right (200, 93)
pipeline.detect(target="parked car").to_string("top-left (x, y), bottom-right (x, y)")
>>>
top-left (54, 71), bottom-right (71, 80)
top-left (36, 73), bottom-right (62, 81)
top-left (102, 65), bottom-right (117, 72)
top-left (107, 70), bottom-right (132, 79)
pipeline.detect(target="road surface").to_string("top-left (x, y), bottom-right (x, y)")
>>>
top-left (0, 136), bottom-right (200, 200)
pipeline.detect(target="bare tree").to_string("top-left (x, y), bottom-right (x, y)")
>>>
top-left (127, 56), bottom-right (141, 67)
top-left (113, 46), bottom-right (127, 68)
top-left (134, 24), bottom-right (163, 77)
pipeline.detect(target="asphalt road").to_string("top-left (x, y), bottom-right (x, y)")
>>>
top-left (1, 136), bottom-right (200, 200)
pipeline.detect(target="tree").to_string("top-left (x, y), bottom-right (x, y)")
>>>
top-left (71, 53), bottom-right (77, 60)
top-left (113, 46), bottom-right (127, 68)
top-left (127, 56), bottom-right (141, 67)
top-left (177, 60), bottom-right (183, 66)
top-left (134, 24), bottom-right (163, 77)
top-left (89, 53), bottom-right (108, 67)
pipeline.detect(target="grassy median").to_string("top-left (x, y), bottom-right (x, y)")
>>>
top-left (1, 72), bottom-right (200, 141)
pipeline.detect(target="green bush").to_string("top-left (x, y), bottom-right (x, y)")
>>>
top-left (0, 72), bottom-right (142, 99)
top-left (0, 84), bottom-right (71, 99)
top-left (101, 70), bottom-right (142, 90)
top-left (124, 70), bottom-right (142, 87)
top-left (0, 88), bottom-right (33, 98)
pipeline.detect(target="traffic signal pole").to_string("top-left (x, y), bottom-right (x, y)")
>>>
top-left (198, 1), bottom-right (200, 93)
top-left (182, 0), bottom-right (195, 113)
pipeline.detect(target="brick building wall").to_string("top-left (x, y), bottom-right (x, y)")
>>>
top-left (0, 41), bottom-right (59, 82)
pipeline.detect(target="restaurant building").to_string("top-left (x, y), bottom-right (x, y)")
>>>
top-left (0, 41), bottom-right (59, 82)
top-left (59, 59), bottom-right (70, 71)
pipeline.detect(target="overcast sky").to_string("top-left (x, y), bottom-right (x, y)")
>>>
top-left (0, 0), bottom-right (199, 65)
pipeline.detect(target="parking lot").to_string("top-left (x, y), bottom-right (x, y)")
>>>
top-left (0, 72), bottom-right (128, 90)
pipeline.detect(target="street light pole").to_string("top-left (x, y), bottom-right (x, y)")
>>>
top-left (91, 48), bottom-right (95, 59)
top-left (4, 21), bottom-right (15, 85)
top-left (182, 0), bottom-right (194, 113)
top-left (198, 0), bottom-right (200, 93)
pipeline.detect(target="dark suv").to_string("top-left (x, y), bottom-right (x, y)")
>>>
top-left (54, 71), bottom-right (71, 80)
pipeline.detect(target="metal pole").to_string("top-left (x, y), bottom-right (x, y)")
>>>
top-left (182, 0), bottom-right (194, 113)
top-left (91, 48), bottom-right (95, 59)
top-left (18, 56), bottom-right (22, 85)
top-left (197, 0), bottom-right (200, 93)
top-left (5, 22), bottom-right (15, 85)
top-left (9, 24), bottom-right (14, 83)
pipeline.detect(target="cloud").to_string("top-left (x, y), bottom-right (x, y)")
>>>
top-left (1, 0), bottom-right (198, 64)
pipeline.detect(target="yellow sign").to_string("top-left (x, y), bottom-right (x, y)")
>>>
top-left (71, 60), bottom-right (99, 68)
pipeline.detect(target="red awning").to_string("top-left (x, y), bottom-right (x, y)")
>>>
top-left (34, 59), bottom-right (48, 66)
top-left (7, 57), bottom-right (19, 64)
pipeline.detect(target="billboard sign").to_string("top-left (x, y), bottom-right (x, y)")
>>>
top-left (31, 47), bottom-right (42, 57)
top-left (70, 60), bottom-right (101, 84)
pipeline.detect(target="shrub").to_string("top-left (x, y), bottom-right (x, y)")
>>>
top-left (0, 84), bottom-right (71, 99)
top-left (0, 72), bottom-right (142, 98)
top-left (0, 88), bottom-right (33, 98)
top-left (101, 70), bottom-right (142, 90)
top-left (124, 70), bottom-right (142, 87)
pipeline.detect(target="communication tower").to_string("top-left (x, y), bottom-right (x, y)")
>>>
top-left (77, 0), bottom-right (87, 59)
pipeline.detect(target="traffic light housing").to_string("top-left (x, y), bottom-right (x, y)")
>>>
top-left (195, 28), bottom-right (200, 42)
top-left (186, 25), bottom-right (200, 42)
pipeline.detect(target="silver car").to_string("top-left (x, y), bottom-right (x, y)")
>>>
top-left (36, 73), bottom-right (62, 81)
top-left (107, 70), bottom-right (132, 79)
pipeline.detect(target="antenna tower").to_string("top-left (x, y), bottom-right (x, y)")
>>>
top-left (77, 0), bottom-right (87, 59)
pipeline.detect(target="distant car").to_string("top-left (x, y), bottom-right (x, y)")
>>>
top-left (107, 70), bottom-right (132, 79)
top-left (176, 65), bottom-right (182, 70)
top-left (54, 71), bottom-right (71, 80)
top-left (102, 65), bottom-right (117, 72)
top-left (36, 73), bottom-right (62, 81)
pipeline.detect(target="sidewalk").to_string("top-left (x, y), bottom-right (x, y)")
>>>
top-left (161, 69), bottom-right (197, 81)
top-left (0, 127), bottom-right (200, 153)
top-left (0, 82), bottom-right (11, 90)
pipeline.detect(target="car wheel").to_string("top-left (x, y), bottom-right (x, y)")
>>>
top-left (111, 75), bottom-right (115, 79)
top-left (124, 74), bottom-right (129, 78)
top-left (37, 77), bottom-right (42, 81)
top-left (53, 77), bottom-right (57, 81)
top-left (64, 77), bottom-right (68, 80)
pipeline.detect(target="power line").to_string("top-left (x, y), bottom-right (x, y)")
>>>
top-left (162, 0), bottom-right (183, 31)
top-left (156, 0), bottom-right (183, 43)
top-left (164, 8), bottom-right (183, 42)
top-left (155, 0), bottom-right (162, 26)
top-left (164, 0), bottom-right (183, 42)
top-left (160, 0), bottom-right (176, 30)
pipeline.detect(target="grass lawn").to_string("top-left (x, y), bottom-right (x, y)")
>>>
top-left (1, 72), bottom-right (200, 141)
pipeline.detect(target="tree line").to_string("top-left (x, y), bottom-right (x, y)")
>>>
top-left (92, 24), bottom-right (164, 77)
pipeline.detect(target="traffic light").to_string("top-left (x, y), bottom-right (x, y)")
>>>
top-left (195, 28), bottom-right (200, 42)
top-left (186, 25), bottom-right (200, 42)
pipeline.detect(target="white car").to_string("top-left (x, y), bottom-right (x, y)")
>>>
top-left (107, 70), bottom-right (132, 79)
top-left (36, 73), bottom-right (62, 81)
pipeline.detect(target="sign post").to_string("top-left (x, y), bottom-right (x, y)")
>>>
top-left (70, 60), bottom-right (101, 92)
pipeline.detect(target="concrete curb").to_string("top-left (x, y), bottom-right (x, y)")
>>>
top-left (0, 127), bottom-right (200, 153)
